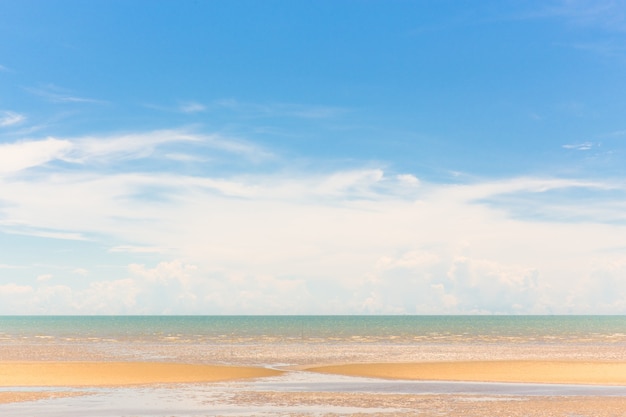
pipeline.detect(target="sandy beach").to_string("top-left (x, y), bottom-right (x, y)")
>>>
top-left (0, 361), bottom-right (282, 388)
top-left (4, 359), bottom-right (626, 389)
top-left (2, 357), bottom-right (626, 417)
top-left (3, 359), bottom-right (626, 417)
top-left (2, 316), bottom-right (626, 415)
top-left (4, 359), bottom-right (626, 390)
top-left (306, 360), bottom-right (626, 385)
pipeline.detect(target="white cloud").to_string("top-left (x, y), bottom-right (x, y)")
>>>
top-left (0, 262), bottom-right (195, 314)
top-left (352, 249), bottom-right (544, 314)
top-left (0, 130), bottom-right (269, 179)
top-left (2, 129), bottom-right (626, 314)
top-left (0, 111), bottom-right (25, 127)
top-left (129, 261), bottom-right (197, 284)
top-left (164, 153), bottom-right (207, 162)
top-left (3, 228), bottom-right (88, 241)
top-left (315, 169), bottom-right (385, 196)
top-left (396, 174), bottom-right (420, 186)
top-left (77, 279), bottom-right (140, 313)
top-left (36, 274), bottom-right (53, 282)
top-left (563, 255), bottom-right (626, 313)
top-left (0, 138), bottom-right (72, 174)
top-left (0, 283), bottom-right (32, 296)
top-left (61, 129), bottom-right (201, 163)
top-left (179, 101), bottom-right (206, 113)
top-left (563, 142), bottom-right (594, 150)
top-left (109, 245), bottom-right (169, 254)
top-left (26, 85), bottom-right (106, 104)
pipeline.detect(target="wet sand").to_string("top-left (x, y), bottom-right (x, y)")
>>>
top-left (2, 343), bottom-right (626, 415)
top-left (232, 391), bottom-right (626, 417)
top-left (306, 360), bottom-right (626, 385)
top-left (0, 361), bottom-right (282, 389)
top-left (0, 392), bottom-right (87, 405)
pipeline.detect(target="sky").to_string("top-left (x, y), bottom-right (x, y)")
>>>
top-left (1, 0), bottom-right (626, 315)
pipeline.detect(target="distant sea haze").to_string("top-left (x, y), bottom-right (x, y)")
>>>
top-left (1, 315), bottom-right (625, 345)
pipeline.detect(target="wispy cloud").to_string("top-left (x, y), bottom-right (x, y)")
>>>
top-left (0, 129), bottom-right (271, 175)
top-left (563, 141), bottom-right (594, 150)
top-left (538, 0), bottom-right (626, 31)
top-left (61, 129), bottom-right (201, 163)
top-left (524, 1), bottom-right (626, 60)
top-left (0, 224), bottom-right (88, 241)
top-left (109, 245), bottom-right (169, 254)
top-left (0, 138), bottom-right (72, 174)
top-left (0, 111), bottom-right (25, 127)
top-left (26, 84), bottom-right (106, 104)
top-left (144, 99), bottom-right (346, 123)
top-left (567, 40), bottom-right (626, 59)
top-left (0, 264), bottom-right (23, 269)
top-left (604, 129), bottom-right (626, 137)
top-left (164, 153), bottom-right (207, 162)
top-left (36, 274), bottom-right (53, 282)
top-left (212, 99), bottom-right (346, 119)
top-left (179, 101), bottom-right (206, 113)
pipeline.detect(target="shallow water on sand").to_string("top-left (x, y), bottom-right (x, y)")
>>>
top-left (3, 371), bottom-right (626, 417)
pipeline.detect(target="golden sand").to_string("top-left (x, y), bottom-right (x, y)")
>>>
top-left (307, 360), bottom-right (626, 385)
top-left (0, 361), bottom-right (282, 388)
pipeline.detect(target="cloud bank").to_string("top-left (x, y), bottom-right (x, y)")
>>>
top-left (1, 129), bottom-right (626, 314)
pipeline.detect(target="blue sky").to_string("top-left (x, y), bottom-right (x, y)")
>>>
top-left (1, 0), bottom-right (626, 314)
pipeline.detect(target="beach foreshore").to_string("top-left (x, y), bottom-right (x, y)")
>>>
top-left (2, 360), bottom-right (626, 416)
top-left (226, 391), bottom-right (626, 417)
top-left (306, 360), bottom-right (626, 385)
top-left (0, 361), bottom-right (282, 388)
top-left (2, 359), bottom-right (626, 391)
top-left (0, 392), bottom-right (88, 405)
top-left (2, 342), bottom-right (626, 416)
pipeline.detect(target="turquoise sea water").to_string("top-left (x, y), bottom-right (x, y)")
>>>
top-left (1, 315), bottom-right (625, 345)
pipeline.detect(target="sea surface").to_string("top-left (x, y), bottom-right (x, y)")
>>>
top-left (2, 315), bottom-right (626, 345)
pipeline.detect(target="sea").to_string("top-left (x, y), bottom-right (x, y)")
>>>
top-left (2, 315), bottom-right (626, 345)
